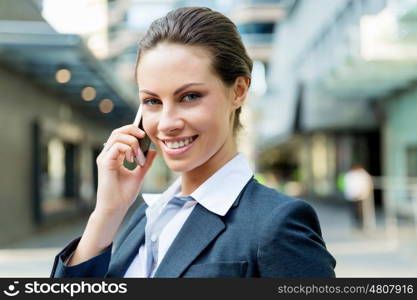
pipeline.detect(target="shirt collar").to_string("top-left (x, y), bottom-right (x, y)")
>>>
top-left (142, 152), bottom-right (253, 216)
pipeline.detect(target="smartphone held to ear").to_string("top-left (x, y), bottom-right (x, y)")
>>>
top-left (133, 104), bottom-right (151, 166)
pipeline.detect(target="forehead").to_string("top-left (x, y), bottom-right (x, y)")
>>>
top-left (137, 43), bottom-right (219, 87)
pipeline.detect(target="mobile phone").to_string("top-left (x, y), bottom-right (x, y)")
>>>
top-left (133, 104), bottom-right (151, 165)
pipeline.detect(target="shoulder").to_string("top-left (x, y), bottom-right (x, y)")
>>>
top-left (243, 180), bottom-right (336, 277)
top-left (238, 178), bottom-right (324, 244)
top-left (240, 178), bottom-right (318, 222)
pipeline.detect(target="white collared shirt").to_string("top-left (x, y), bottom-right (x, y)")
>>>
top-left (123, 152), bottom-right (253, 277)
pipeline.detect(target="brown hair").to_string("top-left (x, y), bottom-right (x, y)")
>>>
top-left (135, 6), bottom-right (253, 136)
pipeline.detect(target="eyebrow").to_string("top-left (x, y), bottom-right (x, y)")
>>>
top-left (139, 82), bottom-right (205, 97)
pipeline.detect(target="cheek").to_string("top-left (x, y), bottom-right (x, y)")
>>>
top-left (187, 110), bottom-right (212, 132)
top-left (191, 106), bottom-right (230, 138)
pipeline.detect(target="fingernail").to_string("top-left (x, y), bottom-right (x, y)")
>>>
top-left (135, 155), bottom-right (146, 166)
top-left (135, 148), bottom-right (146, 166)
top-left (137, 128), bottom-right (145, 135)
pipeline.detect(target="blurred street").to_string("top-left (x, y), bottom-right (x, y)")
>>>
top-left (0, 219), bottom-right (85, 277)
top-left (314, 201), bottom-right (417, 277)
top-left (1, 200), bottom-right (417, 277)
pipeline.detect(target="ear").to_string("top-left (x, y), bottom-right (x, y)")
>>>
top-left (232, 76), bottom-right (250, 110)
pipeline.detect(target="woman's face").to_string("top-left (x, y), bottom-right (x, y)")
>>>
top-left (136, 43), bottom-right (239, 173)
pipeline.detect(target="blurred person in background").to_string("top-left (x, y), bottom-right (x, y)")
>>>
top-left (50, 7), bottom-right (336, 278)
top-left (343, 164), bottom-right (374, 231)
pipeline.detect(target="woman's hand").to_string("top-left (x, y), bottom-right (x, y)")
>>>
top-left (67, 124), bottom-right (157, 266)
top-left (95, 124), bottom-right (157, 216)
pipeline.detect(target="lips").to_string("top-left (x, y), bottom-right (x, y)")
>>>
top-left (160, 135), bottom-right (198, 156)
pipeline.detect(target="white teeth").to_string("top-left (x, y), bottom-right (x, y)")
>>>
top-left (165, 137), bottom-right (195, 149)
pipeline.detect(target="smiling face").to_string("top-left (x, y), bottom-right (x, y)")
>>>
top-left (137, 43), bottom-right (241, 174)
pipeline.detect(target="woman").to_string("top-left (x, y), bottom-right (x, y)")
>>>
top-left (50, 7), bottom-right (336, 278)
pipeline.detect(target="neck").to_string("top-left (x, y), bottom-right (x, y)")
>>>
top-left (180, 138), bottom-right (237, 196)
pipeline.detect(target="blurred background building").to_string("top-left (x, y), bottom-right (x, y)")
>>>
top-left (0, 0), bottom-right (136, 245)
top-left (264, 0), bottom-right (417, 223)
top-left (1, 0), bottom-right (417, 277)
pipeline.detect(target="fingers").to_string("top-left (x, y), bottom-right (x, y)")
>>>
top-left (98, 124), bottom-right (153, 169)
top-left (112, 124), bottom-right (145, 139)
top-left (106, 133), bottom-right (140, 156)
top-left (101, 124), bottom-right (147, 157)
top-left (103, 142), bottom-right (135, 167)
top-left (135, 146), bottom-right (146, 166)
top-left (133, 149), bottom-right (157, 175)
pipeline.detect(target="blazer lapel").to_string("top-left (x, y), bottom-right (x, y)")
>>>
top-left (153, 203), bottom-right (225, 277)
top-left (106, 212), bottom-right (147, 277)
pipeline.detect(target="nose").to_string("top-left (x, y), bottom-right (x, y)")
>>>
top-left (157, 104), bottom-right (184, 134)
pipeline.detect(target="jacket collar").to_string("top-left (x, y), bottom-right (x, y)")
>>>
top-left (154, 176), bottom-right (255, 277)
top-left (153, 203), bottom-right (225, 277)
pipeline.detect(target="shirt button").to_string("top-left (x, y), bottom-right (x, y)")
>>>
top-left (151, 234), bottom-right (157, 242)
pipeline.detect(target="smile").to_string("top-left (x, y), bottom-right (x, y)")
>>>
top-left (164, 135), bottom-right (198, 149)
top-left (161, 135), bottom-right (198, 156)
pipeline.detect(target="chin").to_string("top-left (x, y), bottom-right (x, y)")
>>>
top-left (164, 156), bottom-right (200, 173)
top-left (166, 161), bottom-right (193, 173)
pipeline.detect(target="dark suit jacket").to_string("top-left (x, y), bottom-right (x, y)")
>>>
top-left (50, 177), bottom-right (336, 277)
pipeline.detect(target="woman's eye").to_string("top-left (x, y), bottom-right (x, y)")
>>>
top-left (143, 99), bottom-right (161, 106)
top-left (182, 93), bottom-right (201, 102)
